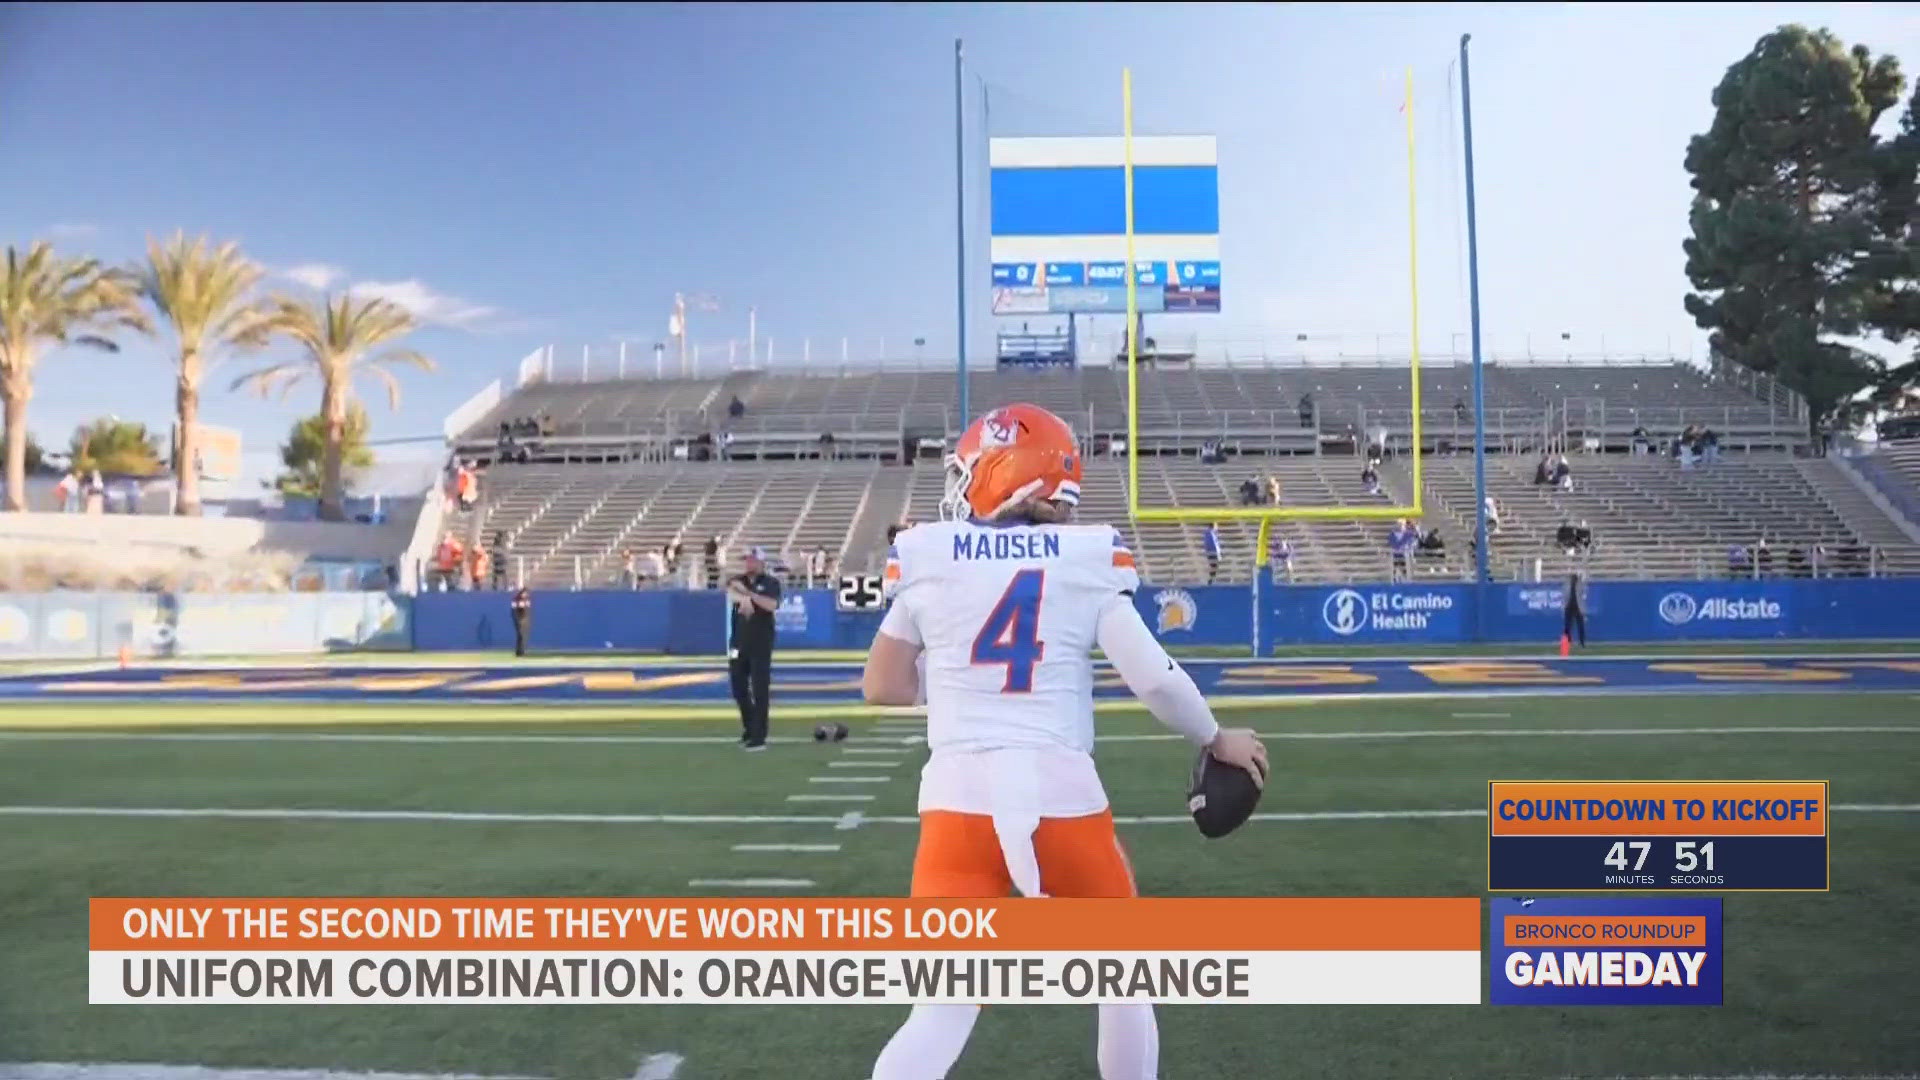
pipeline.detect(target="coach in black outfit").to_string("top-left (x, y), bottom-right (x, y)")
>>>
top-left (1562, 570), bottom-right (1588, 649)
top-left (727, 547), bottom-right (782, 750)
top-left (510, 587), bottom-right (532, 657)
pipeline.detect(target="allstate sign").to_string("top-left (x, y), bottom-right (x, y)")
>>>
top-left (1657, 591), bottom-right (1783, 627)
top-left (1307, 586), bottom-right (1463, 642)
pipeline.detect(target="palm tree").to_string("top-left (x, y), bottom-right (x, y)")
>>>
top-left (0, 243), bottom-right (150, 511)
top-left (69, 417), bottom-right (166, 477)
top-left (137, 233), bottom-right (279, 515)
top-left (230, 293), bottom-right (434, 520)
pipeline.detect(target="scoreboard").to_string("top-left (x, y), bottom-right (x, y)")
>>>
top-left (1487, 781), bottom-right (1829, 892)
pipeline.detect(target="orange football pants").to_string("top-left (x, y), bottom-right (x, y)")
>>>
top-left (909, 808), bottom-right (1138, 898)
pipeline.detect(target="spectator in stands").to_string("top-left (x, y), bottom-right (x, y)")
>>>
top-left (1533, 455), bottom-right (1553, 486)
top-left (1552, 454), bottom-right (1573, 492)
top-left (1388, 518), bottom-right (1418, 581)
top-left (1574, 519), bottom-right (1593, 551)
top-left (1418, 527), bottom-right (1446, 567)
top-left (1361, 459), bottom-right (1381, 497)
top-left (1700, 427), bottom-right (1720, 465)
top-left (1556, 520), bottom-right (1579, 555)
top-left (1453, 398), bottom-right (1468, 426)
top-left (1199, 438), bottom-right (1226, 465)
top-left (1238, 477), bottom-right (1261, 506)
top-left (1268, 534), bottom-right (1294, 583)
top-left (1727, 543), bottom-right (1750, 579)
top-left (818, 431), bottom-right (836, 459)
top-left (433, 532), bottom-right (464, 592)
top-left (467, 541), bottom-right (490, 592)
top-left (84, 470), bottom-right (105, 514)
top-left (622, 549), bottom-right (641, 590)
top-left (1631, 424), bottom-right (1651, 456)
top-left (1786, 546), bottom-right (1809, 578)
top-left (1297, 393), bottom-right (1314, 429)
top-left (1483, 495), bottom-right (1501, 535)
top-left (1203, 523), bottom-right (1220, 584)
top-left (1369, 426), bottom-right (1390, 461)
top-left (1754, 536), bottom-right (1773, 577)
top-left (807, 546), bottom-right (833, 587)
top-left (455, 462), bottom-right (478, 511)
top-left (704, 535), bottom-right (721, 590)
top-left (1265, 476), bottom-right (1282, 506)
top-left (728, 395), bottom-right (746, 420)
top-left (53, 471), bottom-right (75, 513)
top-left (491, 532), bottom-right (510, 590)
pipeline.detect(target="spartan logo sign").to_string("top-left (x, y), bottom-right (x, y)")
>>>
top-left (1322, 588), bottom-right (1368, 636)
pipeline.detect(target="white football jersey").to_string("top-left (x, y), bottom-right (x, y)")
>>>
top-left (882, 519), bottom-right (1139, 757)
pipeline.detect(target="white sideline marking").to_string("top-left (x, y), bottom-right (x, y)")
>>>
top-left (687, 878), bottom-right (814, 889)
top-left (1452, 712), bottom-right (1511, 719)
top-left (836, 810), bottom-right (867, 831)
top-left (4, 724), bottom-right (1913, 747)
top-left (3, 804), bottom-right (1912, 826)
top-left (731, 843), bottom-right (841, 853)
top-left (808, 775), bottom-right (890, 784)
top-left (827, 760), bottom-right (902, 769)
top-left (0, 1065), bottom-right (547, 1080)
top-left (785, 794), bottom-right (874, 803)
top-left (631, 1055), bottom-right (685, 1080)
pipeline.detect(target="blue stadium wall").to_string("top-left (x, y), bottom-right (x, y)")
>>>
top-left (403, 578), bottom-right (1920, 653)
top-left (1, 579), bottom-right (1913, 660)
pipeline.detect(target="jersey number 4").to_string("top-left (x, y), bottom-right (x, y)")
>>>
top-left (971, 569), bottom-right (1045, 692)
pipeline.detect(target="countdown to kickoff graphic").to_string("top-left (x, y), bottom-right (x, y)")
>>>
top-left (89, 897), bottom-right (1482, 1006)
top-left (1487, 781), bottom-right (1830, 892)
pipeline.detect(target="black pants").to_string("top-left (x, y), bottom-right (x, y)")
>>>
top-left (1562, 602), bottom-right (1586, 647)
top-left (512, 615), bottom-right (529, 657)
top-left (730, 636), bottom-right (773, 743)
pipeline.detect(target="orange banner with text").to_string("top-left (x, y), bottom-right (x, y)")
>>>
top-left (87, 897), bottom-right (1484, 1005)
top-left (92, 897), bottom-right (1478, 952)
top-left (1488, 781), bottom-right (1827, 837)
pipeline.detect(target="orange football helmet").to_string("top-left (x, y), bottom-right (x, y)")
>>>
top-left (941, 403), bottom-right (1083, 521)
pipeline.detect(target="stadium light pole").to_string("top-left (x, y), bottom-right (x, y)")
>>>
top-left (1460, 33), bottom-right (1490, 638)
top-left (954, 38), bottom-right (970, 431)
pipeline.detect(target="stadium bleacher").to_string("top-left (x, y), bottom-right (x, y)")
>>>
top-left (441, 357), bottom-right (1920, 589)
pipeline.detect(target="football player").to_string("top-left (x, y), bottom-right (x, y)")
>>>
top-left (861, 402), bottom-right (1268, 1080)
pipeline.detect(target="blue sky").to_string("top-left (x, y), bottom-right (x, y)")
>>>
top-left (4, 2), bottom-right (1917, 489)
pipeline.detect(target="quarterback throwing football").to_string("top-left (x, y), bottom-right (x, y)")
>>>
top-left (861, 403), bottom-right (1269, 1080)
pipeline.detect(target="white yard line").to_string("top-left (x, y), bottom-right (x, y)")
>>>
top-left (686, 878), bottom-right (814, 889)
top-left (730, 843), bottom-right (841, 853)
top-left (0, 1061), bottom-right (685, 1080)
top-left (807, 775), bottom-right (890, 784)
top-left (3, 724), bottom-right (1912, 747)
top-left (4, 804), bottom-right (1913, 826)
top-left (828, 760), bottom-right (902, 768)
top-left (784, 794), bottom-right (874, 803)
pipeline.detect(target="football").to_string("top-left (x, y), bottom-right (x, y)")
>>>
top-left (1187, 747), bottom-right (1263, 838)
top-left (813, 722), bottom-right (849, 743)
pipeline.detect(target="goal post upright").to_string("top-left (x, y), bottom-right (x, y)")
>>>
top-left (1123, 65), bottom-right (1425, 525)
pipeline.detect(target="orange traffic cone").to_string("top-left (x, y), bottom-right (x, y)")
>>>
top-left (1558, 634), bottom-right (1571, 658)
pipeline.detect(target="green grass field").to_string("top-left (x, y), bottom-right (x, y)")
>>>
top-left (2, 691), bottom-right (1917, 1079)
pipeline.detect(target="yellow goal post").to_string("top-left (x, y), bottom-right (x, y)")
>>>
top-left (1123, 66), bottom-right (1425, 524)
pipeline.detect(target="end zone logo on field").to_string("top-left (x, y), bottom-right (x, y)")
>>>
top-left (1657, 591), bottom-right (1782, 626)
top-left (1490, 897), bottom-right (1722, 1006)
top-left (1322, 588), bottom-right (1454, 636)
